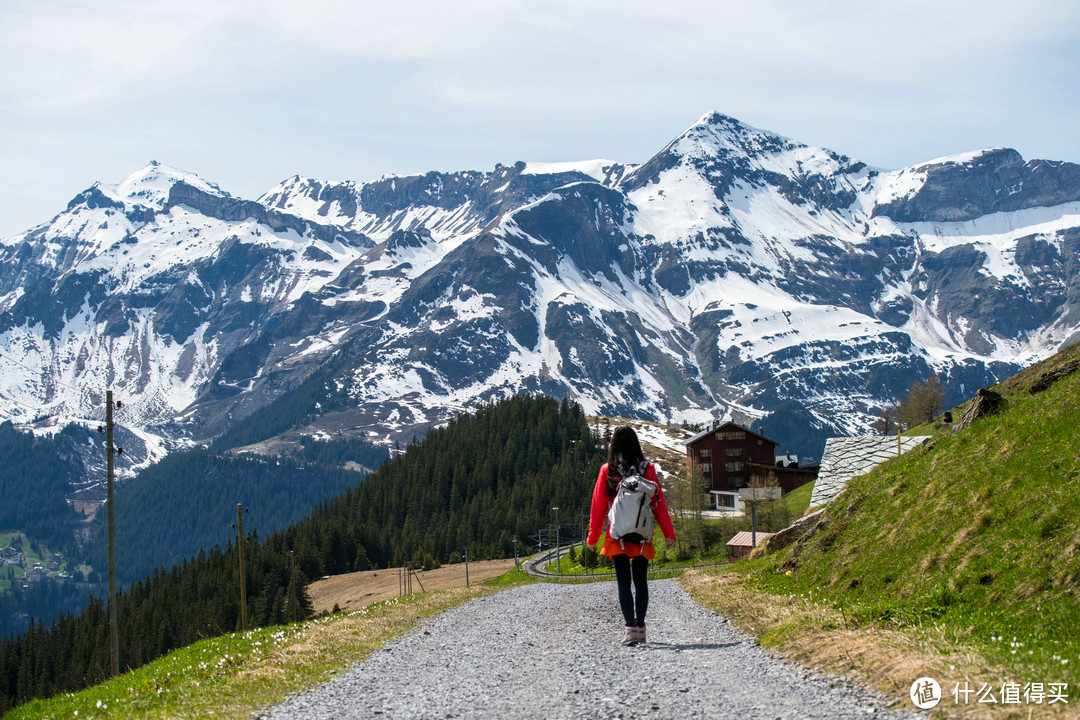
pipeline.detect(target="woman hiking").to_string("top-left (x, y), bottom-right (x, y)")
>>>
top-left (586, 425), bottom-right (676, 646)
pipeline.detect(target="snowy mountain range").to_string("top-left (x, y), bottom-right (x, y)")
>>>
top-left (3, 111), bottom-right (1080, 470)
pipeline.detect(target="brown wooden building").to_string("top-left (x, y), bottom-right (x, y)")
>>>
top-left (684, 422), bottom-right (817, 511)
top-left (726, 531), bottom-right (775, 561)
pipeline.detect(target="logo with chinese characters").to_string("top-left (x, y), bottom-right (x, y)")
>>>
top-left (911, 677), bottom-right (942, 709)
top-left (952, 681), bottom-right (1070, 706)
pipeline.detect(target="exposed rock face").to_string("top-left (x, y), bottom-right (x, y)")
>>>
top-left (872, 149), bottom-right (1080, 223)
top-left (780, 515), bottom-right (830, 572)
top-left (1029, 359), bottom-right (1080, 395)
top-left (764, 509), bottom-right (826, 554)
top-left (956, 388), bottom-right (1006, 431)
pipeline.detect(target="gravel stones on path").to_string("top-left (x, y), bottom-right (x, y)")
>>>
top-left (263, 580), bottom-right (922, 720)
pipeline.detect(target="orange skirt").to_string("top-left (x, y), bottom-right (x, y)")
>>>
top-left (600, 535), bottom-right (655, 560)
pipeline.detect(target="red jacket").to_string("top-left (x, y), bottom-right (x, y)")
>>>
top-left (587, 462), bottom-right (676, 559)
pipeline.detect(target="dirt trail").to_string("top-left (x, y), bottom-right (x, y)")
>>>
top-left (306, 558), bottom-right (517, 614)
top-left (266, 581), bottom-right (920, 720)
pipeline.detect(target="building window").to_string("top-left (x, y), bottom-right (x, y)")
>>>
top-left (701, 463), bottom-right (712, 474)
top-left (716, 430), bottom-right (747, 440)
top-left (699, 448), bottom-right (711, 459)
top-left (726, 447), bottom-right (742, 456)
top-left (725, 462), bottom-right (744, 472)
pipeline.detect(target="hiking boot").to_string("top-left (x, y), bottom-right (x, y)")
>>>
top-left (621, 625), bottom-right (639, 646)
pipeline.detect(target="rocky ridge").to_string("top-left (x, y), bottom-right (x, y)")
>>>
top-left (3, 113), bottom-right (1080, 470)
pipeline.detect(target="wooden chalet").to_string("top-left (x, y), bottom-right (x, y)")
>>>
top-left (684, 421), bottom-right (817, 512)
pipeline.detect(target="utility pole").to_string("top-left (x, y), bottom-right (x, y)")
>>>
top-left (288, 550), bottom-right (297, 623)
top-left (105, 390), bottom-right (119, 678)
top-left (512, 535), bottom-right (519, 569)
top-left (750, 497), bottom-right (758, 549)
top-left (463, 545), bottom-right (469, 587)
top-left (236, 504), bottom-right (248, 631)
top-left (552, 506), bottom-right (560, 568)
top-left (580, 510), bottom-right (588, 576)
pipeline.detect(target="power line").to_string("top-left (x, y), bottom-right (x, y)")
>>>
top-left (0, 348), bottom-right (88, 393)
top-left (0, 390), bottom-right (42, 413)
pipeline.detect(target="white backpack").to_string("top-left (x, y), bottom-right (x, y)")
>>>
top-left (606, 462), bottom-right (658, 546)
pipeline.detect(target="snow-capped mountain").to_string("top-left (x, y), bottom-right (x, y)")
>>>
top-left (3, 113), bottom-right (1079, 467)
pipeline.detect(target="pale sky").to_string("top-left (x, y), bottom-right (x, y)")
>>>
top-left (2, 0), bottom-right (1078, 237)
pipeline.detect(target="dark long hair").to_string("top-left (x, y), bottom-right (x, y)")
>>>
top-left (606, 425), bottom-right (646, 497)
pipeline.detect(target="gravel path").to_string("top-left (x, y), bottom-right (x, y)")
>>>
top-left (262, 580), bottom-right (923, 720)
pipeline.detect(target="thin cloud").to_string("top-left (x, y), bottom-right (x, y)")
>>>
top-left (0, 0), bottom-right (1078, 236)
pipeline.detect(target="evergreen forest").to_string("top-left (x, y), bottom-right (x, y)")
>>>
top-left (0, 394), bottom-right (603, 714)
top-left (0, 421), bottom-right (82, 552)
top-left (279, 394), bottom-right (604, 575)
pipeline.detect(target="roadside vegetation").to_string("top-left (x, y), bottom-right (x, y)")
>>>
top-left (685, 342), bottom-right (1080, 716)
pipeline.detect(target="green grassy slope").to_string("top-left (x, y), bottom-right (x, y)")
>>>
top-left (752, 341), bottom-right (1080, 690)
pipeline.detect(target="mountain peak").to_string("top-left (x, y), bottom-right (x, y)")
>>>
top-left (622, 111), bottom-right (854, 198)
top-left (112, 161), bottom-right (228, 210)
top-left (679, 111), bottom-right (802, 159)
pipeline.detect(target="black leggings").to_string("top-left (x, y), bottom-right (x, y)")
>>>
top-left (612, 554), bottom-right (649, 627)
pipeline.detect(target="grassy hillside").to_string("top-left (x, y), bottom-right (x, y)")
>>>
top-left (720, 341), bottom-right (1080, 700)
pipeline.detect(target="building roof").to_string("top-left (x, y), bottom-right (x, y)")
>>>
top-left (809, 435), bottom-right (930, 507)
top-left (726, 531), bottom-right (775, 548)
top-left (684, 421), bottom-right (779, 447)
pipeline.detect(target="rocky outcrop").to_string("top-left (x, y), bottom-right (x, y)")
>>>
top-left (1029, 359), bottom-right (1080, 395)
top-left (780, 515), bottom-right (830, 572)
top-left (167, 181), bottom-right (372, 248)
top-left (873, 149), bottom-right (1080, 223)
top-left (955, 388), bottom-right (1005, 431)
top-left (765, 509), bottom-right (826, 553)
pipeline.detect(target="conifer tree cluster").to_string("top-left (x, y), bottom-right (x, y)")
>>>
top-left (83, 442), bottom-right (388, 586)
top-left (283, 395), bottom-right (603, 573)
top-left (0, 421), bottom-right (82, 551)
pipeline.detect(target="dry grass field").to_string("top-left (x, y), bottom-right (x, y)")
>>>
top-left (307, 558), bottom-right (518, 615)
